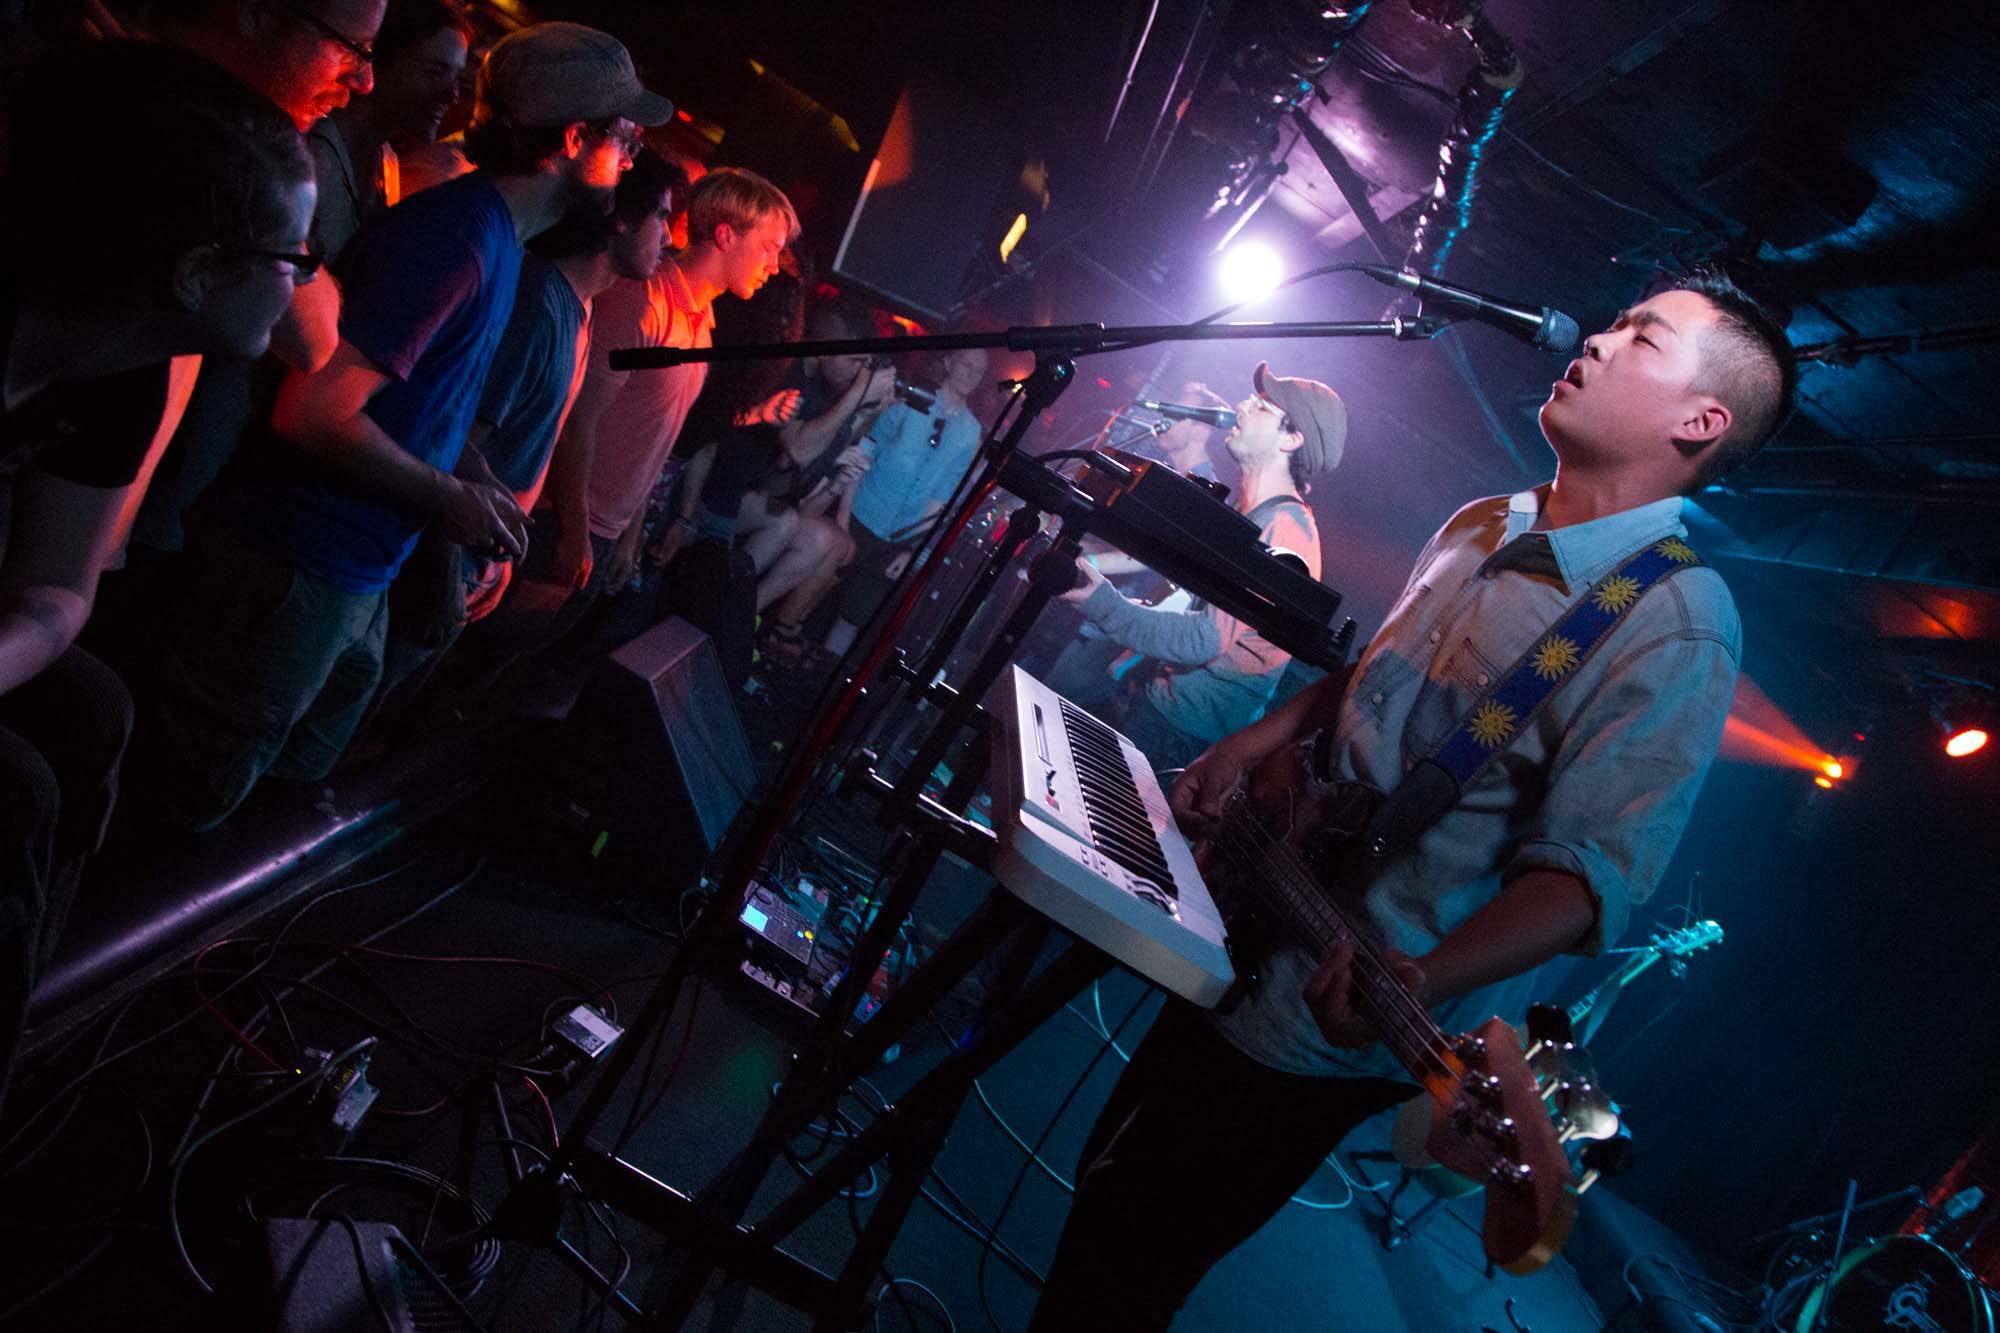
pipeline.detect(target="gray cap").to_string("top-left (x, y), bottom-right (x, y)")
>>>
top-left (1253, 361), bottom-right (1346, 476)
top-left (480, 22), bottom-right (673, 129)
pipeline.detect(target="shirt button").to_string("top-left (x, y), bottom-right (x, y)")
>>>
top-left (1371, 691), bottom-right (1385, 704)
top-left (1428, 629), bottom-right (1442, 644)
top-left (1477, 674), bottom-right (1490, 687)
top-left (1482, 570), bottom-right (1497, 581)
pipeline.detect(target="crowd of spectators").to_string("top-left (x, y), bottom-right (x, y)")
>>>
top-left (0, 0), bottom-right (1001, 1114)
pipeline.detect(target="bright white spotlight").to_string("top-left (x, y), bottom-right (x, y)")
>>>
top-left (1218, 242), bottom-right (1283, 302)
top-left (1945, 727), bottom-right (1989, 758)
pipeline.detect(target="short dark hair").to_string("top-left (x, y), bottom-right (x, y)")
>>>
top-left (807, 296), bottom-right (875, 341)
top-left (5, 41), bottom-right (311, 305)
top-left (1656, 266), bottom-right (1798, 490)
top-left (530, 147), bottom-right (685, 259)
top-left (1281, 415), bottom-right (1312, 491)
top-left (374, 0), bottom-right (475, 67)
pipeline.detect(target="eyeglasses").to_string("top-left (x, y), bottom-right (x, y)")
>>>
top-left (224, 245), bottom-right (328, 282)
top-left (274, 0), bottom-right (374, 66)
top-left (588, 120), bottom-right (644, 160)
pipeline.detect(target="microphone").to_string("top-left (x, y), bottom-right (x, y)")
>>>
top-left (1134, 399), bottom-right (1237, 429)
top-left (1354, 264), bottom-right (1581, 353)
top-left (1930, 1186), bottom-right (1985, 1237)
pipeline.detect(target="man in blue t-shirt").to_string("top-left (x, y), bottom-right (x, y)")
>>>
top-left (145, 22), bottom-right (671, 831)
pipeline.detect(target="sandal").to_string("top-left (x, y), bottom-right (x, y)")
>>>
top-left (763, 619), bottom-right (811, 665)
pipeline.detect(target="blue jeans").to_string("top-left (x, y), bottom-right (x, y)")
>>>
top-left (143, 517), bottom-right (387, 831)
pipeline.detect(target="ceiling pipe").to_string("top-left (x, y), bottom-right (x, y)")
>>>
top-left (1400, 1), bottom-right (1524, 276)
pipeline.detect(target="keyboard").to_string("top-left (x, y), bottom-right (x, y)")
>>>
top-left (1070, 448), bottom-right (1345, 670)
top-left (986, 666), bottom-right (1233, 1008)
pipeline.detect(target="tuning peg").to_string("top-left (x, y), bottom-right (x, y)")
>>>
top-left (1488, 1160), bottom-right (1535, 1188)
top-left (1454, 1034), bottom-right (1487, 1062)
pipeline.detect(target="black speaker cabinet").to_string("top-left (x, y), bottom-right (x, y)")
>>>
top-left (563, 618), bottom-right (757, 892)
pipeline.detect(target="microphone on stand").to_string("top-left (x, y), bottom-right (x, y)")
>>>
top-left (1353, 264), bottom-right (1582, 353)
top-left (1134, 399), bottom-right (1238, 429)
top-left (1924, 1186), bottom-right (1986, 1247)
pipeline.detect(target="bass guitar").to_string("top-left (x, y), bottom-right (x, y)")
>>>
top-left (1203, 739), bottom-right (1577, 1275)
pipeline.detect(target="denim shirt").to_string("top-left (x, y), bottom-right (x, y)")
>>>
top-left (1208, 488), bottom-right (1740, 1079)
top-left (850, 401), bottom-right (981, 541)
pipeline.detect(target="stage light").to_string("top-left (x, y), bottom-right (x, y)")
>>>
top-left (1218, 242), bottom-right (1282, 302)
top-left (1820, 758), bottom-right (1844, 780)
top-left (1933, 695), bottom-right (1993, 759)
top-left (998, 212), bottom-right (1029, 265)
top-left (1813, 776), bottom-right (1834, 789)
top-left (1945, 727), bottom-right (1989, 758)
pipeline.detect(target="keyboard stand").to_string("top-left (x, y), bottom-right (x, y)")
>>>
top-left (494, 353), bottom-right (1120, 1331)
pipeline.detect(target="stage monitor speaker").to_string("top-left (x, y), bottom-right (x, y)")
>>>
top-left (832, 69), bottom-right (1023, 323)
top-left (566, 617), bottom-right (757, 892)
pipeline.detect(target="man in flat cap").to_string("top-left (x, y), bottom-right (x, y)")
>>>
top-left (1061, 361), bottom-right (1344, 771)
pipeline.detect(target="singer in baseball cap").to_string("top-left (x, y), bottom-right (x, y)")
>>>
top-left (1059, 357), bottom-right (1333, 773)
top-left (479, 21), bottom-right (673, 130)
top-left (1251, 360), bottom-right (1346, 480)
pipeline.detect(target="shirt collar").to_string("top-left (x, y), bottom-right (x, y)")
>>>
top-left (1489, 488), bottom-right (1688, 593)
top-left (656, 257), bottom-right (711, 334)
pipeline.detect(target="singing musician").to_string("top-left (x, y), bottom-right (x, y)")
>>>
top-left (1055, 364), bottom-right (1342, 772)
top-left (1030, 269), bottom-right (1797, 1330)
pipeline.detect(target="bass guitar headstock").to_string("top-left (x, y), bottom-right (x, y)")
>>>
top-left (1424, 1016), bottom-right (1578, 1274)
top-left (1652, 919), bottom-right (1723, 957)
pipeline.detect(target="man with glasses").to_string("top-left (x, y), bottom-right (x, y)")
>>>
top-left (149, 0), bottom-right (385, 368)
top-left (1, 40), bottom-right (317, 1114)
top-left (307, 0), bottom-right (476, 265)
top-left (150, 0), bottom-right (386, 134)
top-left (141, 22), bottom-right (672, 831)
top-left (121, 0), bottom-right (391, 603)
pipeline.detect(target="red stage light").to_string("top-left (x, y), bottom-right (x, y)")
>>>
top-left (1945, 728), bottom-right (1989, 758)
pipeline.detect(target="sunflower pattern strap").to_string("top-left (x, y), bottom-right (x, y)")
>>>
top-left (1430, 537), bottom-right (1703, 785)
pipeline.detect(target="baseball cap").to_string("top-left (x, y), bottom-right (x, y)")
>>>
top-left (480, 22), bottom-right (673, 129)
top-left (1253, 361), bottom-right (1346, 475)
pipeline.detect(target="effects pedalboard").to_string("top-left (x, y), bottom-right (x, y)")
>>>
top-left (733, 880), bottom-right (899, 1043)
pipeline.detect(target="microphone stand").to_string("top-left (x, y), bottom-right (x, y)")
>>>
top-left (499, 313), bottom-right (1454, 1330)
top-left (1812, 1179), bottom-right (1860, 1332)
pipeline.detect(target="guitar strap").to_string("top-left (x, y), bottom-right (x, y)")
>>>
top-left (1358, 534), bottom-right (1706, 860)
